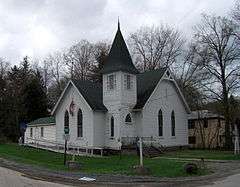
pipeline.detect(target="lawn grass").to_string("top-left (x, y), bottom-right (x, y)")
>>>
top-left (0, 143), bottom-right (207, 177)
top-left (163, 149), bottom-right (240, 160)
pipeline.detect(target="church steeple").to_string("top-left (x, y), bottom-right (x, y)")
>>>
top-left (118, 17), bottom-right (120, 30)
top-left (101, 22), bottom-right (139, 74)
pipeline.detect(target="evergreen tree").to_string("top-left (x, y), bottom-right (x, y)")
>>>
top-left (23, 69), bottom-right (48, 122)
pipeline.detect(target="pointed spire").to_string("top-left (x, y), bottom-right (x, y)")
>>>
top-left (118, 17), bottom-right (120, 30)
top-left (100, 21), bottom-right (139, 75)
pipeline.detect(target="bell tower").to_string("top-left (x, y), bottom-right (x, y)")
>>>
top-left (101, 22), bottom-right (139, 110)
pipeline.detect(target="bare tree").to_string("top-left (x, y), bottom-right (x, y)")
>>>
top-left (44, 51), bottom-right (66, 94)
top-left (128, 25), bottom-right (185, 71)
top-left (173, 42), bottom-right (212, 109)
top-left (193, 14), bottom-right (240, 148)
top-left (64, 40), bottom-right (95, 80)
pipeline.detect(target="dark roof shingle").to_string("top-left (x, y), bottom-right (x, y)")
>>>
top-left (72, 80), bottom-right (107, 111)
top-left (134, 68), bottom-right (167, 109)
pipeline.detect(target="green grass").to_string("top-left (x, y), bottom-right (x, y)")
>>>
top-left (0, 144), bottom-right (208, 177)
top-left (163, 149), bottom-right (240, 160)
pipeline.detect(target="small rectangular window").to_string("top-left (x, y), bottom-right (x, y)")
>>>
top-left (30, 128), bottom-right (33, 137)
top-left (40, 127), bottom-right (44, 137)
top-left (107, 74), bottom-right (116, 90)
top-left (188, 120), bottom-right (195, 129)
top-left (188, 136), bottom-right (196, 144)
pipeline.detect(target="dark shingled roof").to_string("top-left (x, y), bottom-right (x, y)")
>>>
top-left (72, 80), bottom-right (107, 111)
top-left (72, 69), bottom-right (167, 111)
top-left (134, 68), bottom-right (167, 109)
top-left (101, 25), bottom-right (139, 74)
top-left (28, 116), bottom-right (55, 126)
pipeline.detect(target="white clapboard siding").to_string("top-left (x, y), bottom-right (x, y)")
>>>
top-left (55, 84), bottom-right (94, 147)
top-left (25, 124), bottom-right (56, 143)
top-left (141, 79), bottom-right (188, 147)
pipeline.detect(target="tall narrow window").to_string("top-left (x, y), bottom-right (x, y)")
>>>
top-left (171, 111), bottom-right (175, 136)
top-left (40, 127), bottom-right (44, 137)
top-left (64, 110), bottom-right (69, 134)
top-left (77, 109), bottom-right (83, 137)
top-left (110, 116), bottom-right (114, 137)
top-left (158, 109), bottom-right (163, 136)
top-left (107, 74), bottom-right (116, 90)
top-left (30, 128), bottom-right (33, 137)
top-left (124, 74), bottom-right (132, 90)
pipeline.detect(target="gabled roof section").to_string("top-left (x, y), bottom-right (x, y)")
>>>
top-left (51, 80), bottom-right (107, 115)
top-left (134, 68), bottom-right (191, 113)
top-left (101, 25), bottom-right (139, 74)
top-left (72, 80), bottom-right (107, 112)
top-left (28, 117), bottom-right (55, 126)
top-left (134, 68), bottom-right (167, 109)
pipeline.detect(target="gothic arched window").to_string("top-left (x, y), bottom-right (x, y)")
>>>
top-left (64, 110), bottom-right (69, 134)
top-left (110, 116), bottom-right (114, 137)
top-left (158, 109), bottom-right (163, 136)
top-left (171, 110), bottom-right (175, 136)
top-left (77, 109), bottom-right (83, 137)
top-left (125, 113), bottom-right (132, 123)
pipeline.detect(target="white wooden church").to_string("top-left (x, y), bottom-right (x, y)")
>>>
top-left (25, 24), bottom-right (190, 151)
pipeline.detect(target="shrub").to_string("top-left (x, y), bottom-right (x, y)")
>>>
top-left (184, 163), bottom-right (198, 174)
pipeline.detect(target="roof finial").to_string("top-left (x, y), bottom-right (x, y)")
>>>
top-left (118, 17), bottom-right (120, 30)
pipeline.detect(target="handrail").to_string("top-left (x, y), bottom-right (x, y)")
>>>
top-left (25, 137), bottom-right (103, 150)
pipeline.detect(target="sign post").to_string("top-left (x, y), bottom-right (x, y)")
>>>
top-left (63, 128), bottom-right (70, 165)
top-left (234, 124), bottom-right (239, 155)
top-left (139, 137), bottom-right (143, 167)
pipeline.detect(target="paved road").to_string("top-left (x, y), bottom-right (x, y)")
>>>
top-left (0, 166), bottom-right (71, 187)
top-left (2, 164), bottom-right (240, 187)
top-left (202, 173), bottom-right (240, 187)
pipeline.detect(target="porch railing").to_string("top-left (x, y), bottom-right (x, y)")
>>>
top-left (25, 137), bottom-right (104, 156)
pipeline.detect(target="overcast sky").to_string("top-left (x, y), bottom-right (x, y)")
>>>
top-left (0, 0), bottom-right (236, 64)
